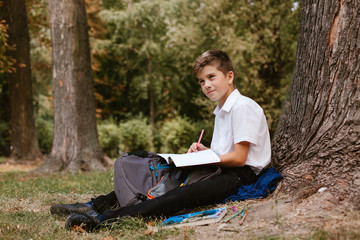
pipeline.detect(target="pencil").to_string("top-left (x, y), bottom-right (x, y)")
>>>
top-left (196, 129), bottom-right (204, 149)
top-left (223, 209), bottom-right (243, 223)
top-left (232, 206), bottom-right (237, 212)
top-left (239, 211), bottom-right (248, 225)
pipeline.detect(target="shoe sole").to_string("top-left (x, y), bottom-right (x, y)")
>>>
top-left (50, 205), bottom-right (93, 217)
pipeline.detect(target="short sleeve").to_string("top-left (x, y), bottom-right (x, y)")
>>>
top-left (231, 102), bottom-right (263, 146)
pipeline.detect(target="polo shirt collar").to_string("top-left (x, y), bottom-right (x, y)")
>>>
top-left (213, 89), bottom-right (241, 115)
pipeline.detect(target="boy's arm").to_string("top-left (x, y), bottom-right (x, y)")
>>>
top-left (217, 141), bottom-right (250, 167)
top-left (187, 141), bottom-right (250, 167)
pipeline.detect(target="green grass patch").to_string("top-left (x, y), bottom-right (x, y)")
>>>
top-left (0, 169), bottom-right (181, 239)
top-left (0, 170), bottom-right (114, 199)
top-left (0, 156), bottom-right (7, 164)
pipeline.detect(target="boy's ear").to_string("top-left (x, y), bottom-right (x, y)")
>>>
top-left (227, 71), bottom-right (234, 85)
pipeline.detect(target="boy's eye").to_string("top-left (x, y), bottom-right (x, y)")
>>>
top-left (209, 74), bottom-right (215, 79)
top-left (199, 79), bottom-right (205, 84)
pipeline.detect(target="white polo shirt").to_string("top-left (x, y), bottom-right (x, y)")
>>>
top-left (210, 89), bottom-right (271, 175)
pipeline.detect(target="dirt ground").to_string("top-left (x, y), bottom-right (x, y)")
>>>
top-left (1, 163), bottom-right (359, 239)
top-left (177, 184), bottom-right (360, 239)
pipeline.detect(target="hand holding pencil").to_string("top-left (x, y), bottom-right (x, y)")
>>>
top-left (187, 129), bottom-right (208, 153)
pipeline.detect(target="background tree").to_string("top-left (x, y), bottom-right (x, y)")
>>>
top-left (1, 0), bottom-right (43, 162)
top-left (36, 0), bottom-right (112, 172)
top-left (97, 0), bottom-right (181, 150)
top-left (272, 0), bottom-right (360, 203)
top-left (26, 0), bottom-right (53, 155)
top-left (0, 11), bottom-right (15, 156)
top-left (94, 0), bottom-right (299, 150)
top-left (0, 0), bottom-right (300, 158)
top-left (164, 0), bottom-right (299, 137)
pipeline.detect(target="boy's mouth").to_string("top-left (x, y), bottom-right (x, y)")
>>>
top-left (207, 90), bottom-right (215, 95)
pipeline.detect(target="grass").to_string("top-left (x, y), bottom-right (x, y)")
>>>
top-left (0, 169), bottom-right (181, 240)
top-left (0, 165), bottom-right (359, 240)
top-left (0, 156), bottom-right (6, 164)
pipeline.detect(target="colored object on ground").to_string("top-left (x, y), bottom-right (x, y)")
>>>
top-left (223, 208), bottom-right (245, 223)
top-left (239, 211), bottom-right (248, 225)
top-left (225, 167), bottom-right (283, 202)
top-left (161, 207), bottom-right (227, 228)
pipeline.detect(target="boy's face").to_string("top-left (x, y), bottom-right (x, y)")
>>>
top-left (197, 64), bottom-right (235, 107)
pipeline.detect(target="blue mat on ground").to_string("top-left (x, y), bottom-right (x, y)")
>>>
top-left (225, 167), bottom-right (283, 202)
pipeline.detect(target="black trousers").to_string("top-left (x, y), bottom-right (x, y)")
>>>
top-left (92, 166), bottom-right (257, 221)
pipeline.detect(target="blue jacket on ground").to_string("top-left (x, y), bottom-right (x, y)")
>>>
top-left (225, 167), bottom-right (283, 202)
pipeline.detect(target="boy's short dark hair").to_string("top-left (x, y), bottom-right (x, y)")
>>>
top-left (193, 50), bottom-right (235, 81)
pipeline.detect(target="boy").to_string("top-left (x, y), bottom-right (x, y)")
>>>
top-left (51, 50), bottom-right (271, 231)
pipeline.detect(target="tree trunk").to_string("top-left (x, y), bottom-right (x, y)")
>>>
top-left (2, 0), bottom-right (43, 162)
top-left (272, 0), bottom-right (360, 203)
top-left (36, 0), bottom-right (112, 173)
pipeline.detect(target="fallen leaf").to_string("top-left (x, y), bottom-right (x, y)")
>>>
top-left (72, 225), bottom-right (86, 233)
top-left (145, 223), bottom-right (158, 235)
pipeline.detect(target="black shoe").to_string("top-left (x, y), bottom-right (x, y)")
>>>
top-left (50, 202), bottom-right (96, 217)
top-left (65, 210), bottom-right (101, 232)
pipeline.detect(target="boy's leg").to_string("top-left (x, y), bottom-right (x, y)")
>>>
top-left (65, 166), bottom-right (257, 231)
top-left (50, 191), bottom-right (118, 216)
top-left (65, 173), bottom-right (243, 231)
top-left (103, 166), bottom-right (256, 220)
top-left (91, 191), bottom-right (119, 213)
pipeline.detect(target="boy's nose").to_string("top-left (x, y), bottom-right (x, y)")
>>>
top-left (204, 80), bottom-right (211, 88)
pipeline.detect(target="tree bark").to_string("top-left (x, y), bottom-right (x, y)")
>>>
top-left (1, 0), bottom-right (43, 162)
top-left (272, 0), bottom-right (360, 203)
top-left (36, 0), bottom-right (112, 173)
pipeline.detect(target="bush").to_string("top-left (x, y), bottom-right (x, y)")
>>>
top-left (0, 120), bottom-right (10, 155)
top-left (98, 119), bottom-right (122, 158)
top-left (119, 116), bottom-right (150, 152)
top-left (160, 116), bottom-right (196, 154)
top-left (35, 115), bottom-right (53, 154)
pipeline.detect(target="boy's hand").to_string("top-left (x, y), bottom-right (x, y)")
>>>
top-left (187, 142), bottom-right (208, 153)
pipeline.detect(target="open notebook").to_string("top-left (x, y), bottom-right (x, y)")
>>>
top-left (158, 149), bottom-right (220, 167)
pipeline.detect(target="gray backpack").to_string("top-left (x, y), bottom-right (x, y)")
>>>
top-left (113, 150), bottom-right (221, 207)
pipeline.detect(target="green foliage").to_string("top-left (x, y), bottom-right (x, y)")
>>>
top-left (94, 0), bottom-right (181, 122)
top-left (93, 0), bottom-right (300, 138)
top-left (27, 0), bottom-right (53, 156)
top-left (98, 119), bottom-right (121, 158)
top-left (163, 0), bottom-right (300, 136)
top-left (119, 115), bottom-right (151, 152)
top-left (0, 19), bottom-right (16, 74)
top-left (160, 116), bottom-right (196, 153)
top-left (34, 93), bottom-right (54, 154)
top-left (26, 0), bottom-right (52, 99)
top-left (0, 17), bottom-right (16, 144)
top-left (0, 0), bottom-right (300, 158)
top-left (35, 114), bottom-right (53, 154)
top-left (0, 120), bottom-right (9, 154)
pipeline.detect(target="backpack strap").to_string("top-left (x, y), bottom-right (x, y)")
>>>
top-left (149, 162), bottom-right (172, 178)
